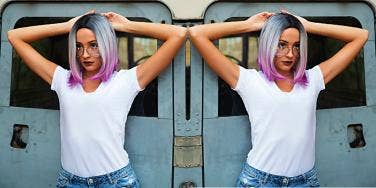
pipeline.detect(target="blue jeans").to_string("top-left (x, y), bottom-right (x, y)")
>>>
top-left (56, 164), bottom-right (140, 188)
top-left (236, 163), bottom-right (320, 187)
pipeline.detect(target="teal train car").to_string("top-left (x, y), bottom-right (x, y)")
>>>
top-left (0, 0), bottom-right (375, 187)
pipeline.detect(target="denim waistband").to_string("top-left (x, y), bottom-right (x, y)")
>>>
top-left (60, 164), bottom-right (132, 186)
top-left (245, 164), bottom-right (317, 185)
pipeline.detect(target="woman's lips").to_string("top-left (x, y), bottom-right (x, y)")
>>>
top-left (82, 61), bottom-right (94, 65)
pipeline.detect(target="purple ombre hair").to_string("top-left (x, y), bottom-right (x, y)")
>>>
top-left (258, 13), bottom-right (308, 85)
top-left (68, 13), bottom-right (118, 87)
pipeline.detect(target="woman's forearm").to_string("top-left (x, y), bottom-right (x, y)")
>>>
top-left (189, 12), bottom-right (273, 41)
top-left (189, 20), bottom-right (256, 41)
top-left (7, 22), bottom-right (71, 43)
top-left (309, 21), bottom-right (369, 84)
top-left (117, 21), bottom-right (186, 41)
top-left (305, 21), bottom-right (368, 43)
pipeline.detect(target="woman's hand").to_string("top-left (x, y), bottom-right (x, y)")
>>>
top-left (246, 12), bottom-right (274, 31)
top-left (102, 12), bottom-right (130, 31)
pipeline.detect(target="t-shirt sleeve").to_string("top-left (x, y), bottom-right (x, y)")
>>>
top-left (309, 65), bottom-right (325, 92)
top-left (118, 66), bottom-right (144, 93)
top-left (51, 66), bottom-right (68, 93)
top-left (233, 66), bottom-right (257, 94)
top-left (128, 66), bottom-right (144, 92)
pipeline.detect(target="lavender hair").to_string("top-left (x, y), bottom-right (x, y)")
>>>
top-left (68, 13), bottom-right (118, 87)
top-left (257, 13), bottom-right (308, 85)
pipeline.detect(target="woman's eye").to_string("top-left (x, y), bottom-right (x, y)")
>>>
top-left (293, 44), bottom-right (300, 50)
top-left (90, 43), bottom-right (98, 48)
top-left (278, 42), bottom-right (287, 49)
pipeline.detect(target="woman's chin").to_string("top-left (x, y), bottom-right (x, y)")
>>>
top-left (82, 66), bottom-right (100, 75)
top-left (277, 67), bottom-right (293, 75)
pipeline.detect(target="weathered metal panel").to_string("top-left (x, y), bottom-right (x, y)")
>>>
top-left (203, 116), bottom-right (251, 187)
top-left (0, 107), bottom-right (60, 188)
top-left (174, 136), bottom-right (202, 168)
top-left (316, 106), bottom-right (376, 186)
top-left (124, 117), bottom-right (173, 188)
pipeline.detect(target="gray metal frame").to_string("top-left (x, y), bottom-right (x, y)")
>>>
top-left (203, 1), bottom-right (375, 187)
top-left (173, 39), bottom-right (204, 187)
top-left (0, 2), bottom-right (173, 188)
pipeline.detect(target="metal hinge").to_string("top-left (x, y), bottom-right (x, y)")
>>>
top-left (173, 136), bottom-right (202, 168)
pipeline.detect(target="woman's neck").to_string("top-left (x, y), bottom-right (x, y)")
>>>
top-left (83, 72), bottom-right (96, 79)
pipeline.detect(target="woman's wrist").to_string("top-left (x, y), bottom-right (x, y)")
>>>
top-left (243, 22), bottom-right (260, 33)
top-left (117, 20), bottom-right (133, 32)
top-left (62, 22), bottom-right (74, 33)
top-left (303, 21), bottom-right (318, 34)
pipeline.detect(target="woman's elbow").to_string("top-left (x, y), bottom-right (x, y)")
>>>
top-left (175, 26), bottom-right (188, 39)
top-left (188, 25), bottom-right (206, 40)
top-left (166, 26), bottom-right (186, 42)
top-left (7, 30), bottom-right (15, 44)
top-left (362, 29), bottom-right (369, 42)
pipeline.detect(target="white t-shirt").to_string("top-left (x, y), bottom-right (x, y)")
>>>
top-left (51, 66), bottom-right (142, 177)
top-left (234, 65), bottom-right (325, 177)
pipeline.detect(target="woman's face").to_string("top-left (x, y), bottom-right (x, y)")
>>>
top-left (274, 28), bottom-right (300, 77)
top-left (76, 28), bottom-right (102, 76)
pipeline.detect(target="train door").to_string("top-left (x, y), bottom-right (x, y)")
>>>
top-left (202, 1), bottom-right (375, 187)
top-left (0, 2), bottom-right (174, 187)
top-left (1, 1), bottom-right (375, 188)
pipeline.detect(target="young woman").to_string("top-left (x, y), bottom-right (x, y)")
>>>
top-left (189, 11), bottom-right (368, 187)
top-left (8, 11), bottom-right (186, 187)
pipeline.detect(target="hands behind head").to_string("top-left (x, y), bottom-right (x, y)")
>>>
top-left (246, 12), bottom-right (274, 31)
top-left (68, 10), bottom-right (304, 35)
top-left (102, 12), bottom-right (130, 31)
top-left (66, 10), bottom-right (129, 31)
top-left (246, 10), bottom-right (309, 31)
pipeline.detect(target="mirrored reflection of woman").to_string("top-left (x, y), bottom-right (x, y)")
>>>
top-left (8, 11), bottom-right (187, 187)
top-left (189, 11), bottom-right (368, 187)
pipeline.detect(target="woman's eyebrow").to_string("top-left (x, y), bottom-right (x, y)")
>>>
top-left (278, 40), bottom-right (300, 45)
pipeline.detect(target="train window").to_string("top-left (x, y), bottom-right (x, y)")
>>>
top-left (185, 40), bottom-right (191, 120)
top-left (124, 35), bottom-right (158, 117)
top-left (10, 17), bottom-right (158, 117)
top-left (218, 35), bottom-right (248, 116)
top-left (307, 17), bottom-right (366, 109)
top-left (10, 17), bottom-right (69, 110)
top-left (218, 16), bottom-right (366, 116)
top-left (219, 37), bottom-right (243, 65)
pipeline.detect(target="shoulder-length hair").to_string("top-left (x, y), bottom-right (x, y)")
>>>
top-left (257, 13), bottom-right (308, 85)
top-left (68, 13), bottom-right (118, 87)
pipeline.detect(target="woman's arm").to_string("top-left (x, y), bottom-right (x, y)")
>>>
top-left (7, 24), bottom-right (67, 85)
top-left (103, 12), bottom-right (187, 89)
top-left (189, 12), bottom-right (273, 88)
top-left (7, 15), bottom-right (82, 85)
top-left (296, 15), bottom-right (368, 84)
